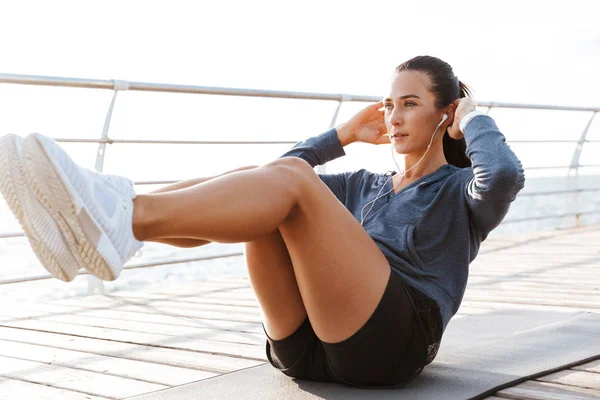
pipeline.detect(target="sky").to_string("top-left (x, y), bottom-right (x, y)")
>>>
top-left (0, 0), bottom-right (598, 182)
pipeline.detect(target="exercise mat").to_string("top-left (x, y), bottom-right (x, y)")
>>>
top-left (128, 309), bottom-right (600, 400)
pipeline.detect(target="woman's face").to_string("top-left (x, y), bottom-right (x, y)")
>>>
top-left (384, 70), bottom-right (445, 155)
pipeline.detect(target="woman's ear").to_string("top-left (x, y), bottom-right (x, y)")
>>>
top-left (445, 103), bottom-right (458, 125)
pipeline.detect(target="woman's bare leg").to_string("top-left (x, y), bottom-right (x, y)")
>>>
top-left (132, 158), bottom-right (301, 243)
top-left (132, 157), bottom-right (390, 343)
top-left (147, 165), bottom-right (260, 248)
top-left (245, 228), bottom-right (307, 340)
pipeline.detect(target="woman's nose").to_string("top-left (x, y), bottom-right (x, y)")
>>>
top-left (388, 110), bottom-right (403, 126)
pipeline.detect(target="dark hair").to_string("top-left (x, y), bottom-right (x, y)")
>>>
top-left (396, 56), bottom-right (472, 168)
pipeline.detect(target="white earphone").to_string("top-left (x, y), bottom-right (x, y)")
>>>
top-left (359, 113), bottom-right (448, 226)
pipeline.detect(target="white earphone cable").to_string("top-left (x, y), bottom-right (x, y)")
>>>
top-left (359, 114), bottom-right (447, 226)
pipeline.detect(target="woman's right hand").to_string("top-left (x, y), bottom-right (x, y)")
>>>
top-left (336, 101), bottom-right (389, 146)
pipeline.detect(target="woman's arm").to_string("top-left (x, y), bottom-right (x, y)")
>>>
top-left (277, 101), bottom-right (383, 206)
top-left (461, 114), bottom-right (526, 236)
top-left (278, 128), bottom-right (347, 167)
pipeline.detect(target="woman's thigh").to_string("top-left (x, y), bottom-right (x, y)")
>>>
top-left (277, 157), bottom-right (392, 344)
top-left (266, 272), bottom-right (430, 387)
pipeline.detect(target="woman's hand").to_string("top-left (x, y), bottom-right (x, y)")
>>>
top-left (447, 98), bottom-right (477, 140)
top-left (336, 101), bottom-right (389, 146)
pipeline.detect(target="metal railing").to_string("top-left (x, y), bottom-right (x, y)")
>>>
top-left (0, 73), bottom-right (598, 284)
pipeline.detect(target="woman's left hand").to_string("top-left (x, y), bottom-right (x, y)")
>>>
top-left (447, 98), bottom-right (477, 140)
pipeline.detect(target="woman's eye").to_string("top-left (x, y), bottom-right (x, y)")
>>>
top-left (384, 103), bottom-right (394, 109)
top-left (404, 102), bottom-right (416, 107)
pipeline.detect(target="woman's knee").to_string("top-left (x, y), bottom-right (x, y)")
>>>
top-left (267, 157), bottom-right (315, 180)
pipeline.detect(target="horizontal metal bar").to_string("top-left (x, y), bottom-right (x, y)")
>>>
top-left (0, 252), bottom-right (243, 285)
top-left (524, 164), bottom-right (600, 170)
top-left (508, 140), bottom-right (600, 144)
top-left (1, 73), bottom-right (598, 112)
top-left (0, 73), bottom-right (376, 102)
top-left (122, 252), bottom-right (243, 271)
top-left (51, 138), bottom-right (600, 145)
top-left (0, 232), bottom-right (25, 239)
top-left (503, 210), bottom-right (600, 224)
top-left (481, 102), bottom-right (600, 112)
top-left (55, 138), bottom-right (300, 145)
top-left (134, 180), bottom-right (179, 186)
top-left (134, 166), bottom-right (598, 175)
top-left (518, 187), bottom-right (600, 197)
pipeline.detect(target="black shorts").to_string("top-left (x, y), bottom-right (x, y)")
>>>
top-left (263, 271), bottom-right (443, 388)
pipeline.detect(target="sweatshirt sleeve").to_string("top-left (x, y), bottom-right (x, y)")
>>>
top-left (278, 128), bottom-right (349, 205)
top-left (278, 128), bottom-right (347, 167)
top-left (461, 115), bottom-right (526, 236)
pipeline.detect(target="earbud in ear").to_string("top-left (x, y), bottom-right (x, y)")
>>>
top-left (441, 113), bottom-right (448, 122)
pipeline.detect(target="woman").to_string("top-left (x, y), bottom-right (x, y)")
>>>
top-left (0, 55), bottom-right (525, 388)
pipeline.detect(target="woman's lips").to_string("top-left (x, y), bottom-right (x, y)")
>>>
top-left (391, 134), bottom-right (409, 141)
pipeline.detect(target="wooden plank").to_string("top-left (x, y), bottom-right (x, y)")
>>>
top-left (470, 271), bottom-right (600, 280)
top-left (461, 294), bottom-right (600, 309)
top-left (466, 276), bottom-right (600, 288)
top-left (473, 254), bottom-right (599, 261)
top-left (496, 379), bottom-right (600, 400)
top-left (0, 339), bottom-right (217, 386)
top-left (0, 378), bottom-right (110, 400)
top-left (2, 300), bottom-right (264, 325)
top-left (0, 326), bottom-right (263, 373)
top-left (0, 318), bottom-right (266, 360)
top-left (536, 370), bottom-right (600, 391)
top-left (466, 281), bottom-right (600, 294)
top-left (110, 290), bottom-right (260, 307)
top-left (144, 287), bottom-right (256, 299)
top-left (144, 281), bottom-right (250, 290)
top-left (0, 303), bottom-right (265, 334)
top-left (463, 290), bottom-right (600, 304)
top-left (467, 280), bottom-right (600, 294)
top-left (0, 355), bottom-right (167, 398)
top-left (464, 290), bottom-right (600, 303)
top-left (572, 359), bottom-right (600, 374)
top-left (33, 299), bottom-right (264, 323)
top-left (144, 283), bottom-right (254, 295)
top-left (459, 300), bottom-right (600, 314)
top-left (0, 311), bottom-right (264, 345)
top-left (53, 295), bottom-right (264, 315)
top-left (454, 306), bottom-right (494, 315)
top-left (469, 276), bottom-right (600, 286)
top-left (471, 265), bottom-right (600, 274)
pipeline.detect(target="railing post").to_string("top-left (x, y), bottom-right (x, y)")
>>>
top-left (567, 111), bottom-right (596, 228)
top-left (88, 80), bottom-right (130, 294)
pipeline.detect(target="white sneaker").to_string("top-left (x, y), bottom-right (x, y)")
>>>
top-left (21, 132), bottom-right (144, 281)
top-left (0, 134), bottom-right (80, 281)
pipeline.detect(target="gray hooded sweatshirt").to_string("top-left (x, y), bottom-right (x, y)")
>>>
top-left (278, 115), bottom-right (526, 333)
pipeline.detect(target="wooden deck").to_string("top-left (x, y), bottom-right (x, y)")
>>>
top-left (0, 224), bottom-right (599, 399)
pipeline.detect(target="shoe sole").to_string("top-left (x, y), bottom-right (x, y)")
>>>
top-left (0, 134), bottom-right (78, 282)
top-left (22, 134), bottom-right (122, 281)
